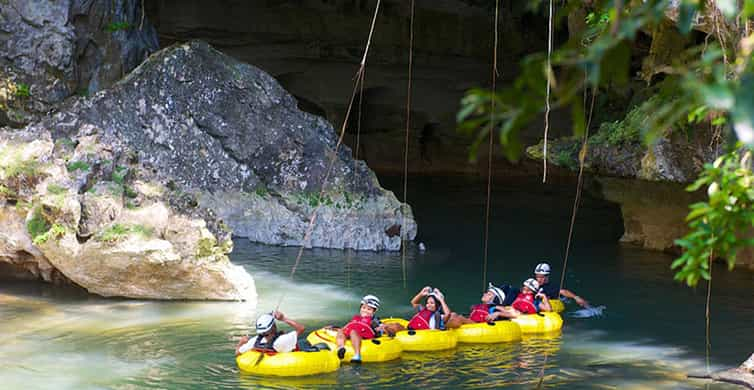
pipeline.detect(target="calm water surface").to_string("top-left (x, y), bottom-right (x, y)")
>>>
top-left (1, 176), bottom-right (752, 389)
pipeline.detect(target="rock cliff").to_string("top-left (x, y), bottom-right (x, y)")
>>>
top-left (38, 40), bottom-right (416, 251)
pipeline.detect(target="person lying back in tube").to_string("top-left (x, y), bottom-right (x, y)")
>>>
top-left (445, 283), bottom-right (507, 328)
top-left (335, 294), bottom-right (401, 363)
top-left (534, 262), bottom-right (590, 308)
top-left (235, 310), bottom-right (305, 355)
top-left (493, 278), bottom-right (552, 319)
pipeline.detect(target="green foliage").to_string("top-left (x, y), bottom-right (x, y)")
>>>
top-left (112, 166), bottom-right (128, 185)
top-left (124, 186), bottom-right (138, 199)
top-left (105, 22), bottom-right (131, 32)
top-left (14, 200), bottom-right (29, 213)
top-left (0, 184), bottom-right (16, 198)
top-left (4, 158), bottom-right (40, 179)
top-left (554, 145), bottom-right (579, 170)
top-left (66, 160), bottom-right (90, 172)
top-left (97, 223), bottom-right (153, 243)
top-left (26, 208), bottom-right (50, 243)
top-left (672, 147), bottom-right (754, 287)
top-left (254, 185), bottom-right (269, 198)
top-left (455, 0), bottom-right (754, 290)
top-left (294, 192), bottom-right (335, 208)
top-left (55, 138), bottom-right (76, 149)
top-left (33, 224), bottom-right (66, 245)
top-left (196, 237), bottom-right (217, 258)
top-left (15, 83), bottom-right (30, 98)
top-left (585, 10), bottom-right (610, 27)
top-left (46, 184), bottom-right (66, 195)
top-left (589, 94), bottom-right (678, 146)
top-left (109, 183), bottom-right (124, 197)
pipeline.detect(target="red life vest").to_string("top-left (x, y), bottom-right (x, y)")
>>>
top-left (342, 315), bottom-right (377, 339)
top-left (512, 293), bottom-right (538, 314)
top-left (408, 308), bottom-right (438, 330)
top-left (469, 303), bottom-right (490, 322)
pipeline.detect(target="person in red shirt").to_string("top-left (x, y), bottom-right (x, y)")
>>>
top-left (335, 294), bottom-right (395, 363)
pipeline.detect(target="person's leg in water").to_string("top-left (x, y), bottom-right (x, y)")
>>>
top-left (445, 312), bottom-right (475, 328)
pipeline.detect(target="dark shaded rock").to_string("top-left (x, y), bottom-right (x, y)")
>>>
top-left (35, 40), bottom-right (416, 250)
top-left (147, 0), bottom-right (567, 178)
top-left (0, 0), bottom-right (158, 126)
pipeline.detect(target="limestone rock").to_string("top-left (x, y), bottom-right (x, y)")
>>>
top-left (0, 126), bottom-right (256, 301)
top-left (35, 40), bottom-right (416, 251)
top-left (78, 183), bottom-right (123, 237)
top-left (596, 177), bottom-right (703, 252)
top-left (0, 0), bottom-right (158, 126)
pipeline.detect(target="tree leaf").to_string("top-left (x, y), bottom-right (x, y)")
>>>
top-left (700, 83), bottom-right (734, 110)
top-left (677, 0), bottom-right (698, 34)
top-left (733, 74), bottom-right (754, 145)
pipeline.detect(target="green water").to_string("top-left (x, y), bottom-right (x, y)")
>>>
top-left (1, 176), bottom-right (752, 389)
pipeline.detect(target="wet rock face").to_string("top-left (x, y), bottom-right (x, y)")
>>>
top-left (0, 126), bottom-right (256, 301)
top-left (0, 0), bottom-right (158, 126)
top-left (38, 40), bottom-right (416, 250)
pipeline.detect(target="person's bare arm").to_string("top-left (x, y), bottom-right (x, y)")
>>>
top-left (274, 311), bottom-right (305, 335)
top-left (235, 335), bottom-right (250, 356)
top-left (537, 293), bottom-right (552, 312)
top-left (411, 286), bottom-right (431, 308)
top-left (434, 289), bottom-right (452, 322)
top-left (559, 289), bottom-right (589, 307)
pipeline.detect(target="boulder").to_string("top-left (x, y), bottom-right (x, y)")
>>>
top-left (36, 40), bottom-right (416, 251)
top-left (0, 0), bottom-right (158, 126)
top-left (0, 126), bottom-right (256, 301)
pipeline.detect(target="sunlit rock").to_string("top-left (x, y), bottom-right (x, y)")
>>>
top-left (0, 126), bottom-right (256, 301)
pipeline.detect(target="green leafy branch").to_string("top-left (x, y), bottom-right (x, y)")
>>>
top-left (672, 147), bottom-right (754, 286)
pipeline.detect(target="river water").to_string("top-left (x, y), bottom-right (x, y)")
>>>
top-left (1, 176), bottom-right (752, 389)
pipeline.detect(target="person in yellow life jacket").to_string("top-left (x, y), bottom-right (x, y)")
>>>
top-left (235, 310), bottom-right (305, 355)
top-left (534, 262), bottom-right (590, 307)
top-left (445, 283), bottom-right (506, 328)
top-left (493, 278), bottom-right (552, 320)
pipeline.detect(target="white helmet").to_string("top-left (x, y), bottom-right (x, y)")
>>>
top-left (255, 313), bottom-right (275, 335)
top-left (523, 278), bottom-right (540, 293)
top-left (361, 294), bottom-right (380, 310)
top-left (487, 283), bottom-right (506, 305)
top-left (534, 262), bottom-right (551, 275)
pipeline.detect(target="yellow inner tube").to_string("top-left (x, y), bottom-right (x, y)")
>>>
top-left (236, 349), bottom-right (340, 377)
top-left (511, 312), bottom-right (563, 334)
top-left (454, 321), bottom-right (522, 344)
top-left (306, 327), bottom-right (402, 363)
top-left (381, 317), bottom-right (458, 352)
top-left (549, 299), bottom-right (565, 313)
